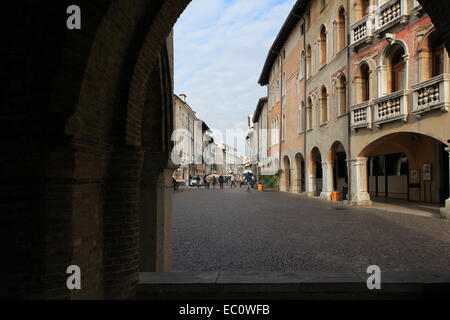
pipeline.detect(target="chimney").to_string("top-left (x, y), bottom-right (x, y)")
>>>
top-left (180, 94), bottom-right (187, 102)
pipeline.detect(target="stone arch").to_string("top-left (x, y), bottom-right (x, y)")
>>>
top-left (337, 74), bottom-right (347, 116)
top-left (306, 96), bottom-right (313, 130)
top-left (281, 155), bottom-right (292, 192)
top-left (308, 147), bottom-right (323, 196)
top-left (327, 141), bottom-right (349, 197)
top-left (306, 44), bottom-right (312, 78)
top-left (336, 6), bottom-right (346, 52)
top-left (293, 153), bottom-right (306, 193)
top-left (416, 28), bottom-right (447, 82)
top-left (353, 57), bottom-right (377, 104)
top-left (319, 85), bottom-right (329, 124)
top-left (379, 39), bottom-right (409, 95)
top-left (300, 49), bottom-right (306, 79)
top-left (319, 25), bottom-right (327, 66)
top-left (355, 132), bottom-right (449, 204)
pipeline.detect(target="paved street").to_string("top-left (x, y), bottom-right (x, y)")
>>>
top-left (173, 186), bottom-right (450, 273)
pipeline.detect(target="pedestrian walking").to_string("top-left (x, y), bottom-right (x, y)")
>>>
top-left (203, 175), bottom-right (208, 189)
top-left (230, 175), bottom-right (236, 188)
top-left (219, 175), bottom-right (224, 189)
top-left (212, 176), bottom-right (217, 189)
top-left (196, 175), bottom-right (201, 188)
top-left (245, 173), bottom-right (252, 192)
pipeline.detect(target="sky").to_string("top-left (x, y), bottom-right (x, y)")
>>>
top-left (174, 0), bottom-right (296, 154)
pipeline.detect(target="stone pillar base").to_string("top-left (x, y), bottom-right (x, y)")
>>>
top-left (291, 186), bottom-right (301, 193)
top-left (320, 191), bottom-right (332, 200)
top-left (306, 192), bottom-right (316, 197)
top-left (440, 199), bottom-right (450, 219)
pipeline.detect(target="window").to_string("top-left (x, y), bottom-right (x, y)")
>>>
top-left (282, 113), bottom-right (286, 141)
top-left (306, 45), bottom-right (312, 78)
top-left (381, 43), bottom-right (406, 94)
top-left (418, 31), bottom-right (445, 82)
top-left (320, 86), bottom-right (328, 124)
top-left (277, 77), bottom-right (281, 102)
top-left (299, 101), bottom-right (305, 134)
top-left (307, 97), bottom-right (313, 130)
top-left (300, 50), bottom-right (306, 79)
top-left (337, 75), bottom-right (347, 116)
top-left (301, 23), bottom-right (305, 37)
top-left (360, 63), bottom-right (370, 102)
top-left (356, 0), bottom-right (370, 21)
top-left (391, 48), bottom-right (405, 92)
top-left (282, 72), bottom-right (286, 107)
top-left (337, 8), bottom-right (346, 52)
top-left (319, 25), bottom-right (327, 66)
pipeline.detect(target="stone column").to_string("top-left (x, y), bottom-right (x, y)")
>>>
top-left (440, 147), bottom-right (450, 218)
top-left (350, 157), bottom-right (372, 205)
top-left (306, 170), bottom-right (316, 196)
top-left (140, 156), bottom-right (174, 273)
top-left (292, 167), bottom-right (302, 193)
top-left (320, 161), bottom-right (333, 200)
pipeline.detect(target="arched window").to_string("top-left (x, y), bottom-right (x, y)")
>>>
top-left (319, 25), bottom-right (327, 66)
top-left (337, 75), bottom-right (347, 116)
top-left (320, 86), bottom-right (328, 123)
top-left (381, 43), bottom-right (406, 94)
top-left (391, 47), bottom-right (406, 93)
top-left (300, 50), bottom-right (306, 79)
top-left (357, 62), bottom-right (371, 103)
top-left (320, 0), bottom-right (326, 12)
top-left (306, 45), bottom-right (312, 78)
top-left (418, 31), bottom-right (445, 81)
top-left (307, 97), bottom-right (313, 130)
top-left (337, 8), bottom-right (346, 52)
top-left (356, 0), bottom-right (370, 21)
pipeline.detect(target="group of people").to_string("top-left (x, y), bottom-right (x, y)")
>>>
top-left (201, 174), bottom-right (228, 189)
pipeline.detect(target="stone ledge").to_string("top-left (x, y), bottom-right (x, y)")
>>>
top-left (137, 271), bottom-right (450, 300)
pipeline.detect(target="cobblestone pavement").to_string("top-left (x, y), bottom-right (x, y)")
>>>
top-left (172, 186), bottom-right (450, 273)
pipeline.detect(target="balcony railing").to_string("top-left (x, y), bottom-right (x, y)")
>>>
top-left (350, 14), bottom-right (374, 48)
top-left (375, 0), bottom-right (409, 34)
top-left (412, 74), bottom-right (450, 117)
top-left (373, 89), bottom-right (409, 126)
top-left (350, 101), bottom-right (371, 130)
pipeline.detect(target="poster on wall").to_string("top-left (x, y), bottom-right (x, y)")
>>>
top-left (423, 164), bottom-right (432, 181)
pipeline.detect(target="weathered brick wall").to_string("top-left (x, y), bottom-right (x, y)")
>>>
top-left (1, 0), bottom-right (190, 299)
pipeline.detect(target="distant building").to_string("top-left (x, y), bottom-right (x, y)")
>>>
top-left (173, 93), bottom-right (212, 184)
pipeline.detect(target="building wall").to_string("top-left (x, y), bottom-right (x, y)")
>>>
top-left (348, 0), bottom-right (450, 204)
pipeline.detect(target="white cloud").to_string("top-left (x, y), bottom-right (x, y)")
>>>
top-left (174, 0), bottom-right (296, 154)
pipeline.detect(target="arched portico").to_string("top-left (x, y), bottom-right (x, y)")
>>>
top-left (352, 132), bottom-right (449, 206)
top-left (307, 147), bottom-right (323, 197)
top-left (280, 156), bottom-right (292, 192)
top-left (293, 153), bottom-right (306, 193)
top-left (327, 141), bottom-right (348, 200)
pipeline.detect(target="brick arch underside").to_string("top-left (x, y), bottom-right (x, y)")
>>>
top-left (1, 0), bottom-right (190, 299)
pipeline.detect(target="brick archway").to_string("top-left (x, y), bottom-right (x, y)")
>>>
top-left (1, 0), bottom-right (449, 299)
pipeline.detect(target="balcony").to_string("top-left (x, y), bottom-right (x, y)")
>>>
top-left (412, 74), bottom-right (450, 117)
top-left (350, 14), bottom-right (374, 49)
top-left (374, 0), bottom-right (409, 35)
top-left (350, 101), bottom-right (372, 130)
top-left (373, 89), bottom-right (409, 126)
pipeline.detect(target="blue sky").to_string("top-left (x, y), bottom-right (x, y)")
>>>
top-left (174, 0), bottom-right (296, 153)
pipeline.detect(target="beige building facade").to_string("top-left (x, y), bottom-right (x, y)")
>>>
top-left (257, 0), bottom-right (449, 216)
top-left (173, 94), bottom-right (212, 184)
